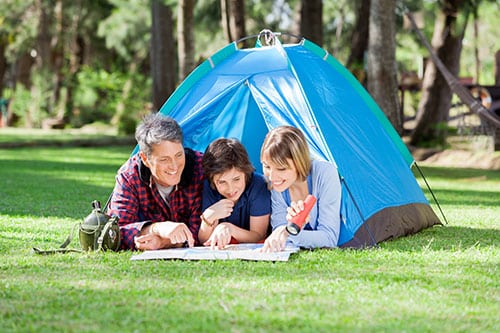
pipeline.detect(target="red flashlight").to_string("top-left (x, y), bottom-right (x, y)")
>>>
top-left (286, 195), bottom-right (316, 235)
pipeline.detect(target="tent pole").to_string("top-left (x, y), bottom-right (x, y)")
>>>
top-left (341, 176), bottom-right (379, 247)
top-left (413, 162), bottom-right (449, 225)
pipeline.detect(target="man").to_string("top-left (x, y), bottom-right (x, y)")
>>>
top-left (108, 113), bottom-right (204, 250)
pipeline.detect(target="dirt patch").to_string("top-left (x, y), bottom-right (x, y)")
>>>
top-left (406, 133), bottom-right (500, 170)
top-left (411, 148), bottom-right (500, 170)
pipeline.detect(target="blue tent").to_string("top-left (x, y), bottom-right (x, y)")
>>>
top-left (148, 31), bottom-right (441, 247)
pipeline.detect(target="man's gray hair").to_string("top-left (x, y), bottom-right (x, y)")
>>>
top-left (135, 113), bottom-right (183, 157)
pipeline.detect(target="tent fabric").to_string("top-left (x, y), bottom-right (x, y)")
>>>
top-left (149, 34), bottom-right (441, 247)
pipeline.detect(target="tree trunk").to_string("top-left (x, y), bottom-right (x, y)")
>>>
top-left (151, 0), bottom-right (176, 112)
top-left (220, 0), bottom-right (231, 42)
top-left (367, 0), bottom-right (401, 134)
top-left (410, 0), bottom-right (469, 146)
top-left (37, 0), bottom-right (52, 69)
top-left (31, 0), bottom-right (65, 125)
top-left (51, 0), bottom-right (65, 119)
top-left (12, 53), bottom-right (35, 126)
top-left (346, 0), bottom-right (370, 84)
top-left (299, 0), bottom-right (323, 46)
top-left (472, 7), bottom-right (479, 84)
top-left (0, 36), bottom-right (7, 127)
top-left (62, 1), bottom-right (84, 122)
top-left (333, 7), bottom-right (344, 56)
top-left (221, 0), bottom-right (246, 44)
top-left (36, 0), bottom-right (65, 119)
top-left (0, 36), bottom-right (7, 97)
top-left (495, 50), bottom-right (500, 86)
top-left (177, 0), bottom-right (195, 81)
top-left (229, 0), bottom-right (246, 43)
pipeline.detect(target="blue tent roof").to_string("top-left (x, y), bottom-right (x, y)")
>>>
top-left (146, 34), bottom-right (440, 247)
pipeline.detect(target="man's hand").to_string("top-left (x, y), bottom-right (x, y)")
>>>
top-left (203, 223), bottom-right (232, 250)
top-left (134, 233), bottom-right (165, 251)
top-left (261, 225), bottom-right (289, 253)
top-left (134, 221), bottom-right (194, 250)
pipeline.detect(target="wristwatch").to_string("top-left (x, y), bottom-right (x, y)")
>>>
top-left (200, 214), bottom-right (215, 227)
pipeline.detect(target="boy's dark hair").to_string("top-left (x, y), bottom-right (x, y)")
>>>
top-left (203, 138), bottom-right (255, 188)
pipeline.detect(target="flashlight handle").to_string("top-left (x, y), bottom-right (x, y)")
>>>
top-left (286, 195), bottom-right (316, 235)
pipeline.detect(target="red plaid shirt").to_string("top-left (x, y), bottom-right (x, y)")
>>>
top-left (108, 148), bottom-right (204, 250)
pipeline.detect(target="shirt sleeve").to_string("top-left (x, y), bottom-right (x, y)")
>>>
top-left (287, 161), bottom-right (341, 248)
top-left (107, 165), bottom-right (148, 250)
top-left (270, 190), bottom-right (289, 230)
top-left (248, 174), bottom-right (271, 217)
top-left (185, 153), bottom-right (204, 245)
top-left (202, 179), bottom-right (218, 211)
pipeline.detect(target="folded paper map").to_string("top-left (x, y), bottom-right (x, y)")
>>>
top-left (130, 243), bottom-right (300, 262)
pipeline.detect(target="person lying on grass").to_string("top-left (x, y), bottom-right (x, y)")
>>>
top-left (199, 138), bottom-right (271, 249)
top-left (108, 113), bottom-right (203, 250)
top-left (260, 126), bottom-right (342, 252)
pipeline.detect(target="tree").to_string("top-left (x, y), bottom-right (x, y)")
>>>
top-left (151, 0), bottom-right (175, 112)
top-left (410, 0), bottom-right (471, 146)
top-left (0, 37), bottom-right (6, 97)
top-left (299, 0), bottom-right (323, 46)
top-left (177, 0), bottom-right (195, 81)
top-left (220, 0), bottom-right (246, 43)
top-left (37, 0), bottom-right (67, 123)
top-left (367, 0), bottom-right (401, 133)
top-left (4, 0), bottom-right (38, 127)
top-left (495, 50), bottom-right (500, 85)
top-left (346, 0), bottom-right (370, 83)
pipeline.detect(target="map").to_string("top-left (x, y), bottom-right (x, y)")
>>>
top-left (130, 243), bottom-right (300, 262)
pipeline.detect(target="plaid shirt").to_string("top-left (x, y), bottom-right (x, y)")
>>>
top-left (108, 148), bottom-right (204, 250)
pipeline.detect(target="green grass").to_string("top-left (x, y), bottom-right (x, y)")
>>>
top-left (0, 143), bottom-right (499, 333)
top-left (0, 127), bottom-right (135, 148)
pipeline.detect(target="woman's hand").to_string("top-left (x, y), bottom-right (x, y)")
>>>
top-left (285, 199), bottom-right (311, 231)
top-left (261, 225), bottom-right (289, 253)
top-left (286, 199), bottom-right (311, 223)
top-left (203, 223), bottom-right (232, 250)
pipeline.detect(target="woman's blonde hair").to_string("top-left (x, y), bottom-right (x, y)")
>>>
top-left (260, 126), bottom-right (311, 181)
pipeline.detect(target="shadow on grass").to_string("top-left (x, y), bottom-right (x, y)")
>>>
top-left (415, 165), bottom-right (500, 181)
top-left (0, 158), bottom-right (120, 219)
top-left (381, 224), bottom-right (500, 251)
top-left (417, 166), bottom-right (500, 205)
top-left (422, 188), bottom-right (500, 207)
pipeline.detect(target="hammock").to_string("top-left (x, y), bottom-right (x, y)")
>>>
top-left (403, 8), bottom-right (500, 128)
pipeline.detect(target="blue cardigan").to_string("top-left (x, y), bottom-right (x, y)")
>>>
top-left (271, 159), bottom-right (341, 248)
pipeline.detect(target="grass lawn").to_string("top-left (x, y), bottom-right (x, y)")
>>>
top-left (0, 141), bottom-right (498, 332)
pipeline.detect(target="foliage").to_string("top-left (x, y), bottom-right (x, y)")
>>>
top-left (246, 0), bottom-right (295, 33)
top-left (461, 0), bottom-right (500, 84)
top-left (396, 0), bottom-right (500, 84)
top-left (1, 0), bottom-right (500, 131)
top-left (72, 66), bottom-right (150, 129)
top-left (0, 142), bottom-right (498, 332)
top-left (8, 71), bottom-right (55, 128)
top-left (8, 84), bottom-right (31, 126)
top-left (1, 0), bottom-right (38, 60)
top-left (323, 0), bottom-right (356, 60)
top-left (97, 0), bottom-right (150, 62)
top-left (73, 67), bottom-right (125, 127)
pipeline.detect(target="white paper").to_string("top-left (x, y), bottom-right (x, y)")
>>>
top-left (130, 243), bottom-right (300, 262)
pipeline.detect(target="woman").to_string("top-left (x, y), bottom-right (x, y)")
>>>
top-left (260, 126), bottom-right (341, 252)
top-left (199, 138), bottom-right (271, 249)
